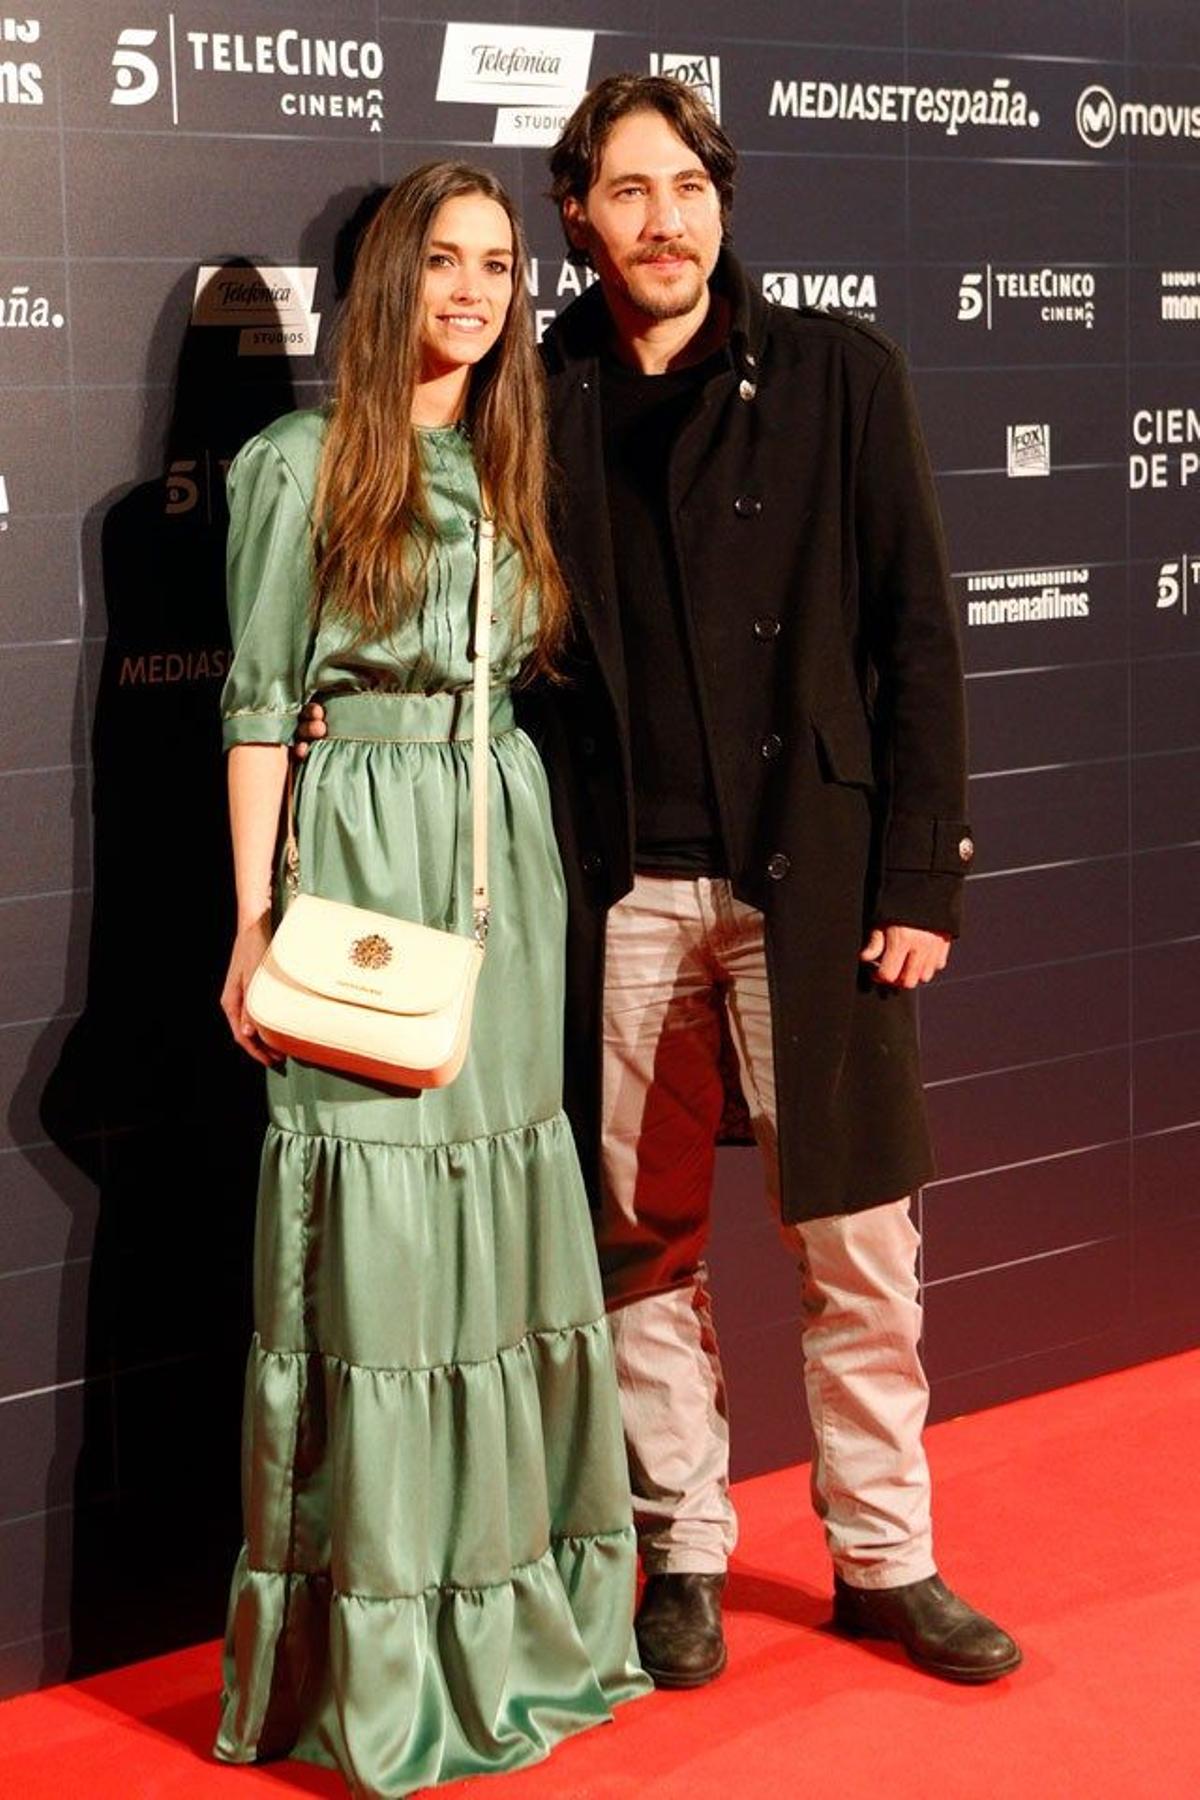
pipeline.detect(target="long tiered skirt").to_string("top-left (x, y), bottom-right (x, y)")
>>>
top-left (214, 694), bottom-right (648, 1797)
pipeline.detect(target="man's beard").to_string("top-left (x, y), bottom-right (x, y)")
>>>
top-left (621, 248), bottom-right (706, 321)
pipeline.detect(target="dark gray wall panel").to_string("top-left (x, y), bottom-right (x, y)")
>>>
top-left (0, 1142), bottom-right (99, 1279)
top-left (1133, 844), bottom-right (1200, 943)
top-left (909, 0), bottom-right (1125, 58)
top-left (923, 1237), bottom-right (1130, 1382)
top-left (1132, 1123), bottom-right (1200, 1227)
top-left (1133, 939), bottom-right (1200, 1041)
top-left (63, 132), bottom-right (382, 260)
top-left (1132, 749), bottom-right (1200, 850)
top-left (921, 952), bottom-right (1130, 1084)
top-left (944, 859), bottom-right (1132, 982)
top-left (1133, 1033), bottom-right (1200, 1136)
top-left (925, 1046), bottom-right (1129, 1183)
top-left (966, 663), bottom-right (1130, 774)
top-left (0, 891), bottom-right (87, 1025)
top-left (965, 761), bottom-right (1128, 873)
top-left (0, 516), bottom-right (80, 647)
top-left (922, 1144), bottom-right (1129, 1284)
top-left (0, 769), bottom-right (88, 900)
top-left (2, 127), bottom-right (66, 258)
top-left (0, 1259), bottom-right (92, 1399)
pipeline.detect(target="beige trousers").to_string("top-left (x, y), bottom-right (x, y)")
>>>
top-left (599, 874), bottom-right (936, 1590)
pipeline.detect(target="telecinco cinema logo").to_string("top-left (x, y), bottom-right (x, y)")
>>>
top-left (763, 270), bottom-right (879, 322)
top-left (958, 264), bottom-right (1097, 331)
top-left (110, 20), bottom-right (384, 129)
top-left (1156, 555), bottom-right (1200, 617)
top-left (1, 16), bottom-right (43, 106)
top-left (1077, 82), bottom-right (1200, 150)
top-left (437, 22), bottom-right (594, 145)
top-left (649, 53), bottom-right (721, 121)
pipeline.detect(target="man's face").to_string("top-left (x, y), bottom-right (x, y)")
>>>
top-left (563, 108), bottom-right (723, 323)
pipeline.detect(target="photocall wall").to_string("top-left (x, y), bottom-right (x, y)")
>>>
top-left (2, 0), bottom-right (1198, 1696)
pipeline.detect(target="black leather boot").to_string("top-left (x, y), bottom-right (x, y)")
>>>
top-left (635, 1572), bottom-right (728, 1689)
top-left (833, 1572), bottom-right (1022, 1683)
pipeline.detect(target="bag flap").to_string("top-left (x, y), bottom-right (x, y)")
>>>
top-left (269, 894), bottom-right (481, 1015)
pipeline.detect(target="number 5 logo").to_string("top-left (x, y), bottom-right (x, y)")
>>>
top-left (110, 27), bottom-right (159, 106)
top-left (957, 272), bottom-right (984, 323)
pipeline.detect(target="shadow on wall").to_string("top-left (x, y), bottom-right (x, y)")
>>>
top-left (15, 200), bottom-right (376, 1684)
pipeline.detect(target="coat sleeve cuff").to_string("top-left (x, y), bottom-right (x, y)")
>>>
top-left (873, 870), bottom-right (965, 938)
top-left (874, 812), bottom-right (975, 937)
top-left (883, 809), bottom-right (975, 875)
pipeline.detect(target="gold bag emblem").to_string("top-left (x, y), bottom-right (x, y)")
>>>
top-left (349, 933), bottom-right (394, 971)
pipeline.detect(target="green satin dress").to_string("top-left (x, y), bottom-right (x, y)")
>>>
top-left (214, 409), bottom-right (648, 1796)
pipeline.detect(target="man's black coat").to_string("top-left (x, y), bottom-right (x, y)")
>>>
top-left (528, 248), bottom-right (972, 1225)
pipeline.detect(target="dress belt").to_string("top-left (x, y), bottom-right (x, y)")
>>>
top-left (319, 690), bottom-right (515, 743)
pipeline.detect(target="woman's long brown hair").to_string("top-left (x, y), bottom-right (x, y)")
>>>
top-left (313, 162), bottom-right (567, 673)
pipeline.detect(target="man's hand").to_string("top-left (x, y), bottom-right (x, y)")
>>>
top-left (860, 925), bottom-right (951, 989)
top-left (294, 699), bottom-right (327, 759)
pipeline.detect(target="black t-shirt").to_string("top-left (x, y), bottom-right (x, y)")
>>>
top-left (599, 347), bottom-right (728, 874)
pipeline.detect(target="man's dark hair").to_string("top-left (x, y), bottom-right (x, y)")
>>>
top-left (548, 74), bottom-right (737, 264)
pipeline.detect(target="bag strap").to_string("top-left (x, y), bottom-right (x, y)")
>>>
top-left (283, 503), bottom-right (495, 950)
top-left (471, 513), bottom-right (494, 945)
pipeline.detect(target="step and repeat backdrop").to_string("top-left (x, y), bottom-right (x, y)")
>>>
top-left (3, 0), bottom-right (1198, 1695)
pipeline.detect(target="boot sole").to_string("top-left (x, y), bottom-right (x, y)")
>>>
top-left (640, 1642), bottom-right (728, 1690)
top-left (834, 1611), bottom-right (1023, 1684)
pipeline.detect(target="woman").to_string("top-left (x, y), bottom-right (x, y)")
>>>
top-left (215, 163), bottom-right (648, 1796)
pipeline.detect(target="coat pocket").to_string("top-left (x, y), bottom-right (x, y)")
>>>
top-left (811, 696), bottom-right (876, 790)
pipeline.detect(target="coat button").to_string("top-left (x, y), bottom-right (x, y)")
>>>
top-left (958, 835), bottom-right (975, 865)
top-left (733, 494), bottom-right (763, 518)
top-left (753, 615), bottom-right (780, 640)
top-left (580, 735), bottom-right (597, 758)
top-left (739, 378), bottom-right (757, 401)
top-left (766, 852), bottom-right (790, 880)
top-left (760, 733), bottom-right (783, 760)
top-left (744, 351), bottom-right (757, 369)
top-left (581, 851), bottom-right (603, 875)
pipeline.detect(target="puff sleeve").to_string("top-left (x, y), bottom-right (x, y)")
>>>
top-left (220, 434), bottom-right (316, 750)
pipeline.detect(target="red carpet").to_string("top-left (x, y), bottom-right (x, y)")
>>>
top-left (3, 1351), bottom-right (1198, 1799)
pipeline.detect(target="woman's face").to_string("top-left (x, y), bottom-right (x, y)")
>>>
top-left (418, 192), bottom-right (515, 380)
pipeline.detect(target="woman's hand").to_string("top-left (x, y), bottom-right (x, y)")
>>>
top-left (220, 911), bottom-right (281, 1066)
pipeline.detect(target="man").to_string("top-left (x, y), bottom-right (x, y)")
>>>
top-left (535, 75), bottom-right (1019, 1690)
top-left (302, 74), bottom-right (1020, 1689)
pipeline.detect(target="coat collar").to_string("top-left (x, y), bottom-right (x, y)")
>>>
top-left (541, 245), bottom-right (766, 385)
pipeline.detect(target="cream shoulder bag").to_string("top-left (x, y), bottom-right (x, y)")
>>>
top-left (245, 516), bottom-right (495, 1089)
